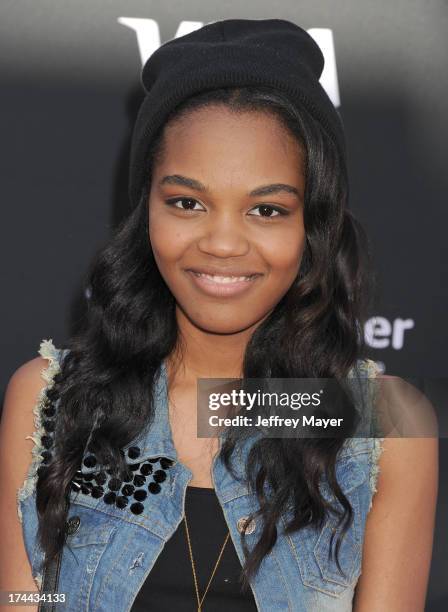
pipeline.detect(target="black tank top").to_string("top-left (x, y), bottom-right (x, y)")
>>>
top-left (130, 485), bottom-right (258, 611)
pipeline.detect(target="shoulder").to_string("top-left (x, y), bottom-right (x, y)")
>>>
top-left (5, 356), bottom-right (50, 406)
top-left (350, 358), bottom-right (438, 438)
top-left (3, 339), bottom-right (63, 420)
top-left (373, 369), bottom-right (438, 492)
top-left (363, 360), bottom-right (438, 476)
top-left (363, 366), bottom-right (438, 562)
top-left (0, 339), bottom-right (64, 508)
top-left (375, 369), bottom-right (438, 438)
top-left (345, 359), bottom-right (438, 491)
top-left (2, 358), bottom-right (49, 442)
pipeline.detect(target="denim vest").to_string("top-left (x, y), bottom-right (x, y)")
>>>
top-left (18, 339), bottom-right (384, 612)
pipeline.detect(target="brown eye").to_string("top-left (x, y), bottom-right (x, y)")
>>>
top-left (248, 204), bottom-right (287, 217)
top-left (165, 198), bottom-right (204, 211)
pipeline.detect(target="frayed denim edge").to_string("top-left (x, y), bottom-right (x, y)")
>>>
top-left (369, 437), bottom-right (385, 507)
top-left (16, 339), bottom-right (61, 523)
top-left (363, 359), bottom-right (386, 510)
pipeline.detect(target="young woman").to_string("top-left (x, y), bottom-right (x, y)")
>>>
top-left (0, 18), bottom-right (438, 612)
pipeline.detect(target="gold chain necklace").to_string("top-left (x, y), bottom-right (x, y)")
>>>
top-left (184, 509), bottom-right (230, 611)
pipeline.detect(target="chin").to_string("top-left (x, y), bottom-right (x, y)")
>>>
top-left (185, 310), bottom-right (260, 336)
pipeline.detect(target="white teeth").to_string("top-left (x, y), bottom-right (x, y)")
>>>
top-left (193, 272), bottom-right (254, 283)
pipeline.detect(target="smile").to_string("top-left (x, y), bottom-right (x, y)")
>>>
top-left (185, 270), bottom-right (262, 297)
top-left (193, 272), bottom-right (256, 283)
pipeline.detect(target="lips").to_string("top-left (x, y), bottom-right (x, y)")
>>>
top-left (190, 271), bottom-right (257, 283)
top-left (184, 267), bottom-right (263, 297)
top-left (186, 267), bottom-right (262, 279)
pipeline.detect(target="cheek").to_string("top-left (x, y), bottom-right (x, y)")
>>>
top-left (261, 225), bottom-right (305, 277)
top-left (148, 212), bottom-right (189, 268)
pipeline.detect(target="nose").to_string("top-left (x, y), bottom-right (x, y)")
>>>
top-left (197, 212), bottom-right (250, 258)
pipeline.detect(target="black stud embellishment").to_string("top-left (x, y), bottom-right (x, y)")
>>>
top-left (70, 445), bottom-right (175, 512)
top-left (116, 496), bottom-right (129, 509)
top-left (91, 486), bottom-right (104, 498)
top-left (42, 420), bottom-right (55, 432)
top-left (103, 492), bottom-right (116, 504)
top-left (127, 446), bottom-right (141, 460)
top-left (122, 484), bottom-right (135, 496)
top-left (153, 470), bottom-right (167, 483)
top-left (83, 454), bottom-right (97, 468)
top-left (41, 435), bottom-right (53, 449)
top-left (108, 477), bottom-right (122, 491)
top-left (148, 482), bottom-right (161, 495)
top-left (95, 471), bottom-right (107, 485)
top-left (133, 475), bottom-right (146, 487)
top-left (42, 406), bottom-right (56, 418)
top-left (130, 502), bottom-right (144, 515)
top-left (140, 463), bottom-right (153, 476)
top-left (37, 392), bottom-right (59, 474)
top-left (134, 489), bottom-right (147, 502)
top-left (41, 451), bottom-right (52, 463)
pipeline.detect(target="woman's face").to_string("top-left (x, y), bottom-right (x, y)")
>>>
top-left (148, 106), bottom-right (306, 335)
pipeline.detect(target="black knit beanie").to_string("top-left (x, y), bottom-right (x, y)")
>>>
top-left (128, 18), bottom-right (346, 209)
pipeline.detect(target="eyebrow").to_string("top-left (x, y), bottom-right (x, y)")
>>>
top-left (158, 174), bottom-right (301, 198)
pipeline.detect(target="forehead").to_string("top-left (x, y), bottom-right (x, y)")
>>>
top-left (155, 106), bottom-right (304, 182)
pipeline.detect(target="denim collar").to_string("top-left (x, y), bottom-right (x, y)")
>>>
top-left (122, 361), bottom-right (179, 463)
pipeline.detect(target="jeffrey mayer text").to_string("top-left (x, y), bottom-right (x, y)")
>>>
top-left (209, 415), bottom-right (344, 429)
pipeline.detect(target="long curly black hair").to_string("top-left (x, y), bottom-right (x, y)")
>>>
top-left (36, 86), bottom-right (374, 591)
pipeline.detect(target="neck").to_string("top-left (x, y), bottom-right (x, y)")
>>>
top-left (166, 306), bottom-right (261, 384)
